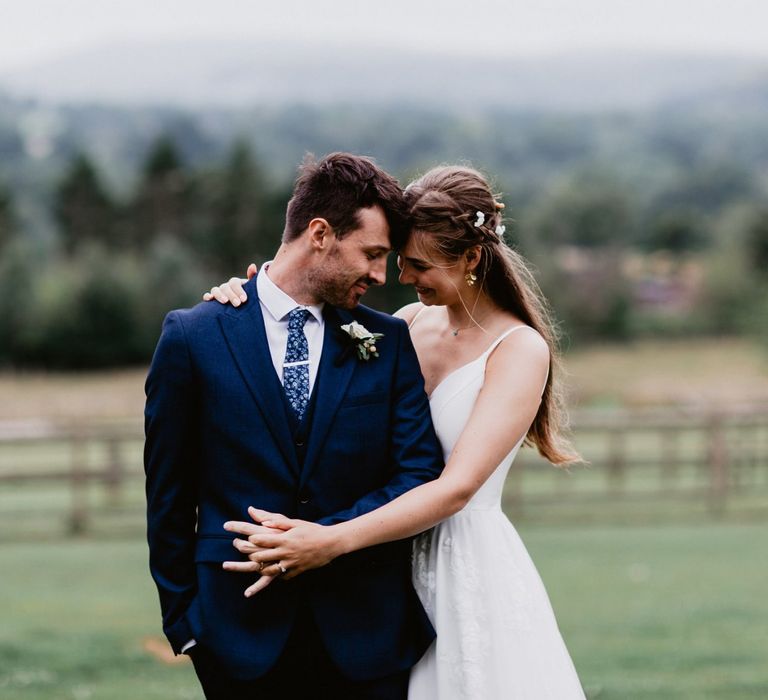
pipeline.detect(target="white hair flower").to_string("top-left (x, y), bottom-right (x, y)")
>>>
top-left (495, 225), bottom-right (506, 238)
top-left (474, 211), bottom-right (485, 227)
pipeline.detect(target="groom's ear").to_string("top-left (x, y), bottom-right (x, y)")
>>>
top-left (307, 217), bottom-right (333, 250)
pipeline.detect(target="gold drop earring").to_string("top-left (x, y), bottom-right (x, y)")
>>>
top-left (465, 271), bottom-right (477, 287)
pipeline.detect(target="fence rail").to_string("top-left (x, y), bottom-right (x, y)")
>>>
top-left (1, 405), bottom-right (767, 536)
top-left (506, 404), bottom-right (768, 521)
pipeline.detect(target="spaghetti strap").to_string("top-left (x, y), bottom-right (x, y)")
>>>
top-left (427, 324), bottom-right (544, 402)
top-left (482, 324), bottom-right (536, 357)
top-left (408, 305), bottom-right (428, 330)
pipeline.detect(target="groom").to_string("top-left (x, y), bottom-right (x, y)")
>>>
top-left (144, 153), bottom-right (444, 698)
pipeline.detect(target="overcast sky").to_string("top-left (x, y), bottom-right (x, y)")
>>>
top-left (2, 0), bottom-right (768, 70)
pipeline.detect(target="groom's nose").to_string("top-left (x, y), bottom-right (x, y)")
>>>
top-left (368, 258), bottom-right (387, 286)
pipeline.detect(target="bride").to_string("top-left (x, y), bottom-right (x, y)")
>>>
top-left (207, 165), bottom-right (585, 698)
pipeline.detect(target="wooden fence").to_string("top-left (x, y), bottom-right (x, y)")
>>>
top-left (0, 418), bottom-right (144, 535)
top-left (506, 404), bottom-right (768, 521)
top-left (1, 404), bottom-right (767, 537)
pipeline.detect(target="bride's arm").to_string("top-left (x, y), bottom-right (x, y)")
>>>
top-left (326, 327), bottom-right (548, 540)
top-left (228, 328), bottom-right (549, 581)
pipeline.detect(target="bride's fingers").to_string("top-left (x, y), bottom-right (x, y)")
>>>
top-left (260, 561), bottom-right (302, 579)
top-left (224, 520), bottom-right (266, 536)
top-left (222, 560), bottom-right (262, 573)
top-left (203, 285), bottom-right (229, 303)
top-left (246, 263), bottom-right (258, 280)
top-left (232, 539), bottom-right (271, 555)
top-left (247, 533), bottom-right (284, 548)
top-left (248, 507), bottom-right (290, 526)
top-left (215, 280), bottom-right (241, 307)
top-left (244, 575), bottom-right (275, 597)
top-left (225, 277), bottom-right (248, 303)
top-left (248, 547), bottom-right (289, 563)
top-left (232, 539), bottom-right (253, 553)
top-left (260, 519), bottom-right (293, 530)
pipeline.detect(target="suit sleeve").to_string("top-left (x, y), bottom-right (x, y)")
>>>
top-left (144, 311), bottom-right (200, 653)
top-left (317, 319), bottom-right (444, 526)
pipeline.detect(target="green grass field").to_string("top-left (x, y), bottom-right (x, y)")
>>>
top-left (1, 338), bottom-right (767, 698)
top-left (1, 523), bottom-right (767, 699)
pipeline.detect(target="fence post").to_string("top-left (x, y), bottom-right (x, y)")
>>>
top-left (661, 426), bottom-right (679, 488)
top-left (105, 436), bottom-right (124, 507)
top-left (607, 427), bottom-right (626, 495)
top-left (707, 414), bottom-right (728, 516)
top-left (69, 430), bottom-right (88, 535)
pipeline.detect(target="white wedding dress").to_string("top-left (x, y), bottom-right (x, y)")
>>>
top-left (408, 326), bottom-right (585, 699)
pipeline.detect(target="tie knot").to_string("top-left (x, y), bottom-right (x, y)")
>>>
top-left (288, 307), bottom-right (311, 329)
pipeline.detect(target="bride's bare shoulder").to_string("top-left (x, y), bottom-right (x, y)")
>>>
top-left (393, 302), bottom-right (425, 326)
top-left (487, 323), bottom-right (550, 382)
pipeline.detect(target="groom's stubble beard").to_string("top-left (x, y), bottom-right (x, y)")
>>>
top-left (306, 247), bottom-right (372, 309)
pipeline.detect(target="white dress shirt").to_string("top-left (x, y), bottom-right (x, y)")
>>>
top-left (181, 263), bottom-right (324, 656)
top-left (256, 262), bottom-right (325, 394)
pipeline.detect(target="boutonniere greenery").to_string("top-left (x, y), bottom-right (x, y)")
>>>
top-left (340, 321), bottom-right (384, 361)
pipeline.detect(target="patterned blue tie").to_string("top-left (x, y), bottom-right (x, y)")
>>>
top-left (283, 308), bottom-right (311, 421)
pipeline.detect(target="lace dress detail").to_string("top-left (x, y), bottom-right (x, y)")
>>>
top-left (408, 326), bottom-right (585, 699)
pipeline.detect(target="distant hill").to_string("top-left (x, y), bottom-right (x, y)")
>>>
top-left (661, 72), bottom-right (768, 115)
top-left (1, 39), bottom-right (767, 111)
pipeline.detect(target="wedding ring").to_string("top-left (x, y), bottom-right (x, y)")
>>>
top-left (257, 561), bottom-right (265, 572)
top-left (277, 563), bottom-right (288, 575)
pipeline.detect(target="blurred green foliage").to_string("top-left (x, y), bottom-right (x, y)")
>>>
top-left (0, 98), bottom-right (767, 367)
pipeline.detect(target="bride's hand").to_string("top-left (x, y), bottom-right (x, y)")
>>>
top-left (223, 507), bottom-right (344, 596)
top-left (202, 263), bottom-right (258, 306)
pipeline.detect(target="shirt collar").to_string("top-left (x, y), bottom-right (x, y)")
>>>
top-left (257, 261), bottom-right (324, 324)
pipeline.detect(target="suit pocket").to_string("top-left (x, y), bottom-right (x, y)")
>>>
top-left (195, 536), bottom-right (248, 563)
top-left (339, 390), bottom-right (387, 409)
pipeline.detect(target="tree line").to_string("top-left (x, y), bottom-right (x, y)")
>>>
top-left (0, 138), bottom-right (294, 367)
top-left (1, 117), bottom-right (767, 368)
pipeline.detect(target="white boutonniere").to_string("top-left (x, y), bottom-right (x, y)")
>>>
top-left (340, 321), bottom-right (384, 361)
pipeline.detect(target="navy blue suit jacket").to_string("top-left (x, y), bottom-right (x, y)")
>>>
top-left (144, 277), bottom-right (444, 681)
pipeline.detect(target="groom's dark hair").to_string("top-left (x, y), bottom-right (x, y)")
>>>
top-left (283, 152), bottom-right (409, 248)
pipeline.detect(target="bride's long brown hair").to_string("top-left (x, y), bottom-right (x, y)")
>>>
top-left (405, 165), bottom-right (581, 466)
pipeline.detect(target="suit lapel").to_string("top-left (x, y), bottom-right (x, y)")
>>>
top-left (218, 278), bottom-right (301, 476)
top-left (300, 305), bottom-right (357, 487)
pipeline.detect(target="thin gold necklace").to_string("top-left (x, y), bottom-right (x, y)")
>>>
top-left (451, 311), bottom-right (492, 336)
top-left (452, 323), bottom-right (472, 336)
top-left (450, 288), bottom-right (491, 336)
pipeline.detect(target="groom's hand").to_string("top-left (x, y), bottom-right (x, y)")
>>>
top-left (221, 508), bottom-right (292, 596)
top-left (222, 506), bottom-right (342, 597)
top-left (222, 511), bottom-right (295, 576)
top-left (221, 520), bottom-right (283, 572)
